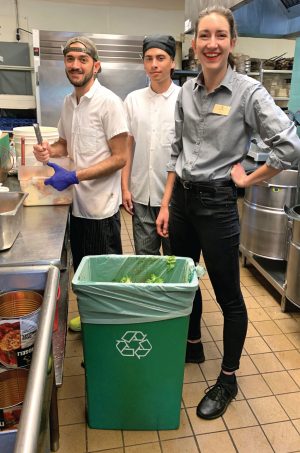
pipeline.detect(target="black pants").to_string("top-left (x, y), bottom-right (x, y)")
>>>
top-left (70, 211), bottom-right (122, 272)
top-left (169, 179), bottom-right (248, 372)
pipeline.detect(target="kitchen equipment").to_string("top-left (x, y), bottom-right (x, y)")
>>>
top-left (34, 31), bottom-right (148, 127)
top-left (262, 53), bottom-right (287, 69)
top-left (13, 126), bottom-right (58, 159)
top-left (240, 170), bottom-right (298, 260)
top-left (0, 192), bottom-right (27, 251)
top-left (234, 53), bottom-right (251, 74)
top-left (20, 138), bottom-right (25, 167)
top-left (18, 162), bottom-right (72, 206)
top-left (285, 204), bottom-right (300, 307)
top-left (0, 265), bottom-right (60, 453)
top-left (32, 123), bottom-right (47, 167)
top-left (0, 291), bottom-right (43, 371)
top-left (32, 124), bottom-right (42, 145)
top-left (0, 368), bottom-right (29, 432)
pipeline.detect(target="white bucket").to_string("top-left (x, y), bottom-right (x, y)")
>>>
top-left (13, 126), bottom-right (59, 158)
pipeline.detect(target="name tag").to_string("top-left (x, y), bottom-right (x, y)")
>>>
top-left (212, 104), bottom-right (231, 116)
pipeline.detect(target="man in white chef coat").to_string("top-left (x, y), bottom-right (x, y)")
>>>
top-left (122, 35), bottom-right (180, 255)
top-left (33, 36), bottom-right (129, 332)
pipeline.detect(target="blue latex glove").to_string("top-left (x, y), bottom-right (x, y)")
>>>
top-left (45, 162), bottom-right (79, 191)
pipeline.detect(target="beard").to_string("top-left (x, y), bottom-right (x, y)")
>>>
top-left (66, 67), bottom-right (95, 87)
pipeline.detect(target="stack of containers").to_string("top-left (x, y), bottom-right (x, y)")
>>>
top-left (0, 290), bottom-right (43, 432)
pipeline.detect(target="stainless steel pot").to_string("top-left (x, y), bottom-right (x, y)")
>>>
top-left (240, 170), bottom-right (298, 260)
top-left (285, 204), bottom-right (300, 307)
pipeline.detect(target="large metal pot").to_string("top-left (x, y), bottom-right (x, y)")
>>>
top-left (285, 204), bottom-right (300, 307)
top-left (240, 170), bottom-right (298, 260)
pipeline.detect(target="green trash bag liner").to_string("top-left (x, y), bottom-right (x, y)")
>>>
top-left (72, 255), bottom-right (199, 324)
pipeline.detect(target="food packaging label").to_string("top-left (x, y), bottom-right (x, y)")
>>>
top-left (0, 309), bottom-right (40, 370)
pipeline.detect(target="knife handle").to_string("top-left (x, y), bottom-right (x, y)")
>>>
top-left (33, 123), bottom-right (47, 165)
top-left (33, 123), bottom-right (43, 144)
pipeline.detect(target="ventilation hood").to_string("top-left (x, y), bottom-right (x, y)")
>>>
top-left (185, 0), bottom-right (300, 37)
top-left (233, 0), bottom-right (300, 37)
top-left (185, 0), bottom-right (251, 33)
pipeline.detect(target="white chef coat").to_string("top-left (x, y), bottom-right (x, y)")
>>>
top-left (58, 79), bottom-right (128, 219)
top-left (124, 82), bottom-right (180, 206)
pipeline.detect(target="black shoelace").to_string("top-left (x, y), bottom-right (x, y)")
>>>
top-left (204, 381), bottom-right (237, 403)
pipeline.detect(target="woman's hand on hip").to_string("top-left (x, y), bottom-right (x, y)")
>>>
top-left (231, 163), bottom-right (247, 188)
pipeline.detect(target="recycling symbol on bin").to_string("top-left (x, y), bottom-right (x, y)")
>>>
top-left (116, 331), bottom-right (152, 359)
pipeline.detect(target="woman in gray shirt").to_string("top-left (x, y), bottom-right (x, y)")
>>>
top-left (157, 6), bottom-right (300, 420)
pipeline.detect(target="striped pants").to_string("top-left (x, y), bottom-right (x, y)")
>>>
top-left (132, 202), bottom-right (171, 255)
top-left (70, 211), bottom-right (122, 271)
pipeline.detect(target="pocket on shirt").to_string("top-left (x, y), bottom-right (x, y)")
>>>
top-left (161, 127), bottom-right (175, 146)
top-left (76, 127), bottom-right (98, 155)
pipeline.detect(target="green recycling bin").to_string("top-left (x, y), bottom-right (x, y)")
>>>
top-left (72, 254), bottom-right (199, 430)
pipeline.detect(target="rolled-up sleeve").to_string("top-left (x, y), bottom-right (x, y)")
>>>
top-left (166, 91), bottom-right (183, 172)
top-left (244, 85), bottom-right (300, 169)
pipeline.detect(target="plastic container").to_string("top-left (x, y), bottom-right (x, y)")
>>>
top-left (17, 158), bottom-right (73, 206)
top-left (72, 254), bottom-right (199, 430)
top-left (13, 126), bottom-right (59, 159)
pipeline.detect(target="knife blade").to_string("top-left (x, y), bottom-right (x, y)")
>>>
top-left (33, 123), bottom-right (47, 165)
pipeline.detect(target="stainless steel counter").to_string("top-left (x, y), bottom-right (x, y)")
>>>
top-left (0, 176), bottom-right (70, 386)
top-left (0, 177), bottom-right (72, 452)
top-left (0, 184), bottom-right (70, 268)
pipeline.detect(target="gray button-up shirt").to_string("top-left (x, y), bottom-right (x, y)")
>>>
top-left (167, 65), bottom-right (300, 182)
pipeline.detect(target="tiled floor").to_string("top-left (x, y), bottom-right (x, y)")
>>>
top-left (57, 207), bottom-right (300, 453)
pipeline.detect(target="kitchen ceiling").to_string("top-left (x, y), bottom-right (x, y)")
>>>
top-left (36, 0), bottom-right (184, 9)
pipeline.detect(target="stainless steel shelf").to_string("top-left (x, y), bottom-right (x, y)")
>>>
top-left (0, 65), bottom-right (34, 71)
top-left (240, 245), bottom-right (286, 295)
top-left (0, 94), bottom-right (36, 109)
top-left (261, 69), bottom-right (292, 74)
top-left (240, 245), bottom-right (300, 312)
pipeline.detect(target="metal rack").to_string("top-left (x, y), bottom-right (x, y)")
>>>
top-left (240, 245), bottom-right (289, 311)
top-left (248, 63), bottom-right (292, 107)
top-left (240, 163), bottom-right (300, 313)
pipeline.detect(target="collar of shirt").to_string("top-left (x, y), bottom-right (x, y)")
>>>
top-left (147, 81), bottom-right (178, 99)
top-left (193, 65), bottom-right (233, 94)
top-left (70, 78), bottom-right (101, 104)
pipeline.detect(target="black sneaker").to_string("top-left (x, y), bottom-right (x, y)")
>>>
top-left (196, 376), bottom-right (238, 419)
top-left (185, 341), bottom-right (205, 363)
